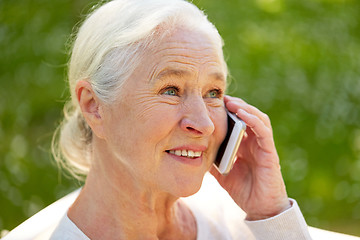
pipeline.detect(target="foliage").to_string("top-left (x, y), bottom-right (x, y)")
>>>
top-left (1, 0), bottom-right (359, 236)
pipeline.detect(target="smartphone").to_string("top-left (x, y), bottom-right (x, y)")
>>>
top-left (214, 110), bottom-right (246, 175)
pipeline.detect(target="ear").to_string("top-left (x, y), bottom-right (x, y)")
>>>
top-left (75, 80), bottom-right (105, 139)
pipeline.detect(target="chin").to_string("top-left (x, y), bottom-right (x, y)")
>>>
top-left (170, 171), bottom-right (206, 198)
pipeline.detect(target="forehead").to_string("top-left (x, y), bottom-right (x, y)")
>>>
top-left (145, 27), bottom-right (226, 83)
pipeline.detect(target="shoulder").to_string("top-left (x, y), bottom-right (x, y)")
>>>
top-left (1, 189), bottom-right (81, 240)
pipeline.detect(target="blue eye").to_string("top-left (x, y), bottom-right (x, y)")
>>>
top-left (206, 89), bottom-right (222, 98)
top-left (162, 86), bottom-right (179, 96)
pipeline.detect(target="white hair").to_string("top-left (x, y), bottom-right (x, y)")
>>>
top-left (52, 0), bottom-right (227, 179)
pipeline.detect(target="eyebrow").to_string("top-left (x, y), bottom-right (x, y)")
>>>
top-left (209, 72), bottom-right (226, 83)
top-left (154, 68), bottom-right (190, 82)
top-left (153, 68), bottom-right (226, 83)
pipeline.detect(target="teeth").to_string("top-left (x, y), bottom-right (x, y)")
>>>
top-left (188, 150), bottom-right (194, 157)
top-left (194, 151), bottom-right (201, 157)
top-left (175, 150), bottom-right (182, 156)
top-left (181, 150), bottom-right (188, 157)
top-left (168, 150), bottom-right (202, 158)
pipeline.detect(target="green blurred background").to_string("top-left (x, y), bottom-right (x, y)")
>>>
top-left (1, 0), bottom-right (360, 236)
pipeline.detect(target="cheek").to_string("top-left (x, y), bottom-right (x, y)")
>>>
top-left (211, 107), bottom-right (227, 145)
top-left (134, 98), bottom-right (169, 124)
top-left (133, 98), bottom-right (180, 141)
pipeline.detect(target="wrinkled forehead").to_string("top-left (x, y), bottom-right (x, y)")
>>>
top-left (144, 27), bottom-right (227, 83)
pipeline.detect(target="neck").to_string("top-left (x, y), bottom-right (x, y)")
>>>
top-left (67, 144), bottom-right (196, 240)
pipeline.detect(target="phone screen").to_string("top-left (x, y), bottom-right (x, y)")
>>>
top-left (214, 111), bottom-right (246, 175)
top-left (214, 114), bottom-right (235, 167)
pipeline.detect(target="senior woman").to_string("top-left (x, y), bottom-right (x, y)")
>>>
top-left (50, 0), bottom-right (311, 239)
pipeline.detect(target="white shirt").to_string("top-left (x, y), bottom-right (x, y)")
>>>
top-left (50, 173), bottom-right (312, 240)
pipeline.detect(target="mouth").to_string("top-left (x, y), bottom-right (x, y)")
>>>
top-left (165, 149), bottom-right (202, 159)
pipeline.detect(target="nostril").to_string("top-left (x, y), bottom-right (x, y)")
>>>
top-left (186, 126), bottom-right (202, 134)
top-left (181, 115), bottom-right (215, 136)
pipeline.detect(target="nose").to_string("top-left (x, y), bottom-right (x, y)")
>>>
top-left (180, 96), bottom-right (215, 137)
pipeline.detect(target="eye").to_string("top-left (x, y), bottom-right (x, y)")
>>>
top-left (161, 86), bottom-right (180, 96)
top-left (205, 89), bottom-right (222, 98)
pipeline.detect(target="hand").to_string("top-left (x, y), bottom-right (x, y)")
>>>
top-left (210, 95), bottom-right (291, 220)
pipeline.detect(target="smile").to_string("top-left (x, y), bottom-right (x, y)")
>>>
top-left (166, 149), bottom-right (202, 158)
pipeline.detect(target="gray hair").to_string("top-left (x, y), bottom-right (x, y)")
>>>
top-left (52, 0), bottom-right (227, 179)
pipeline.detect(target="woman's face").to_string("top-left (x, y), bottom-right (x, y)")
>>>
top-left (100, 28), bottom-right (227, 197)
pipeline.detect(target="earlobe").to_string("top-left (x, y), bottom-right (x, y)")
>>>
top-left (75, 80), bottom-right (105, 139)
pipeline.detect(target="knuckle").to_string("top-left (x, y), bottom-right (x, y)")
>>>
top-left (261, 112), bottom-right (271, 124)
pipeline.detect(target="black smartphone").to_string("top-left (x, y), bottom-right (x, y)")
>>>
top-left (214, 110), bottom-right (246, 175)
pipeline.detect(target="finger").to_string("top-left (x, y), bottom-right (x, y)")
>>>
top-left (236, 109), bottom-right (275, 152)
top-left (209, 165), bottom-right (228, 185)
top-left (224, 95), bottom-right (246, 105)
top-left (225, 96), bottom-right (271, 128)
top-left (209, 165), bottom-right (221, 179)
